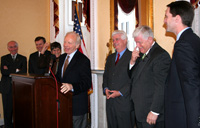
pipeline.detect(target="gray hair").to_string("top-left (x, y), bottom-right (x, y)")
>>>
top-left (132, 25), bottom-right (154, 40)
top-left (7, 40), bottom-right (18, 48)
top-left (65, 32), bottom-right (81, 45)
top-left (112, 30), bottom-right (128, 40)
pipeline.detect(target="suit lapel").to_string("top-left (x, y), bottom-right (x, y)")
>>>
top-left (114, 49), bottom-right (130, 68)
top-left (131, 43), bottom-right (158, 83)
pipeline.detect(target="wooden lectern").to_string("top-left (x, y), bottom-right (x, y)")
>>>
top-left (11, 74), bottom-right (73, 128)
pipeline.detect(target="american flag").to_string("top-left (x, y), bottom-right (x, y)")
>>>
top-left (73, 6), bottom-right (93, 94)
top-left (73, 7), bottom-right (88, 57)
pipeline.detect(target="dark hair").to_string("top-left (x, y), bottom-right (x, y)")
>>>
top-left (50, 42), bottom-right (61, 51)
top-left (34, 36), bottom-right (46, 43)
top-left (167, 1), bottom-right (194, 27)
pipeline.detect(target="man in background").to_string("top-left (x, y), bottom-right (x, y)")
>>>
top-left (102, 30), bottom-right (134, 128)
top-left (1, 41), bottom-right (27, 128)
top-left (56, 32), bottom-right (91, 128)
top-left (129, 26), bottom-right (171, 128)
top-left (28, 36), bottom-right (51, 75)
top-left (164, 1), bottom-right (200, 128)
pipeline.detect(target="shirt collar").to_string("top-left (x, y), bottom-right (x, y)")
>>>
top-left (145, 41), bottom-right (155, 55)
top-left (116, 48), bottom-right (127, 59)
top-left (176, 27), bottom-right (190, 41)
top-left (11, 53), bottom-right (17, 57)
top-left (66, 50), bottom-right (77, 63)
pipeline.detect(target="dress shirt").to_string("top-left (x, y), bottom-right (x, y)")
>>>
top-left (61, 50), bottom-right (77, 76)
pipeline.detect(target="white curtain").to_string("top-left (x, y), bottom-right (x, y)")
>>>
top-left (192, 3), bottom-right (200, 36)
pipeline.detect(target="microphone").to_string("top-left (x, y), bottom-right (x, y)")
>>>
top-left (45, 54), bottom-right (56, 76)
top-left (49, 54), bottom-right (56, 68)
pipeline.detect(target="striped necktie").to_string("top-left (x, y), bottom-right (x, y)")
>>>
top-left (142, 53), bottom-right (146, 60)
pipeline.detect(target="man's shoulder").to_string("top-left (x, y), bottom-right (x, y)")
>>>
top-left (44, 50), bottom-right (51, 55)
top-left (30, 51), bottom-right (38, 57)
top-left (1, 54), bottom-right (10, 59)
top-left (75, 51), bottom-right (90, 61)
top-left (17, 54), bottom-right (27, 59)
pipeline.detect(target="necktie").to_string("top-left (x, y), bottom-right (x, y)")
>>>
top-left (115, 53), bottom-right (120, 65)
top-left (142, 53), bottom-right (146, 60)
top-left (12, 55), bottom-right (15, 61)
top-left (62, 56), bottom-right (70, 76)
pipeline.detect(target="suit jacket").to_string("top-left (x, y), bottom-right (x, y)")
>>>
top-left (102, 49), bottom-right (133, 111)
top-left (165, 28), bottom-right (200, 128)
top-left (28, 50), bottom-right (51, 75)
top-left (56, 51), bottom-right (91, 116)
top-left (1, 54), bottom-right (27, 94)
top-left (130, 42), bottom-right (171, 122)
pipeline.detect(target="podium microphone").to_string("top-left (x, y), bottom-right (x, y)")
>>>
top-left (49, 54), bottom-right (56, 68)
top-left (45, 54), bottom-right (56, 76)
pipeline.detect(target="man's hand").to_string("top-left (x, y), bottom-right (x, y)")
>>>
top-left (41, 42), bottom-right (50, 54)
top-left (105, 89), bottom-right (121, 99)
top-left (3, 66), bottom-right (8, 70)
top-left (60, 83), bottom-right (73, 94)
top-left (130, 46), bottom-right (140, 65)
top-left (146, 111), bottom-right (158, 125)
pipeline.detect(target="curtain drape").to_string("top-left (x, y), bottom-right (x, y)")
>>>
top-left (83, 0), bottom-right (90, 32)
top-left (118, 0), bottom-right (137, 13)
top-left (114, 0), bottom-right (138, 30)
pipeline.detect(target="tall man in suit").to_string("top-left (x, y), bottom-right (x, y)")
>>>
top-left (29, 36), bottom-right (51, 75)
top-left (56, 32), bottom-right (91, 128)
top-left (129, 26), bottom-right (171, 128)
top-left (1, 41), bottom-right (27, 128)
top-left (164, 1), bottom-right (200, 128)
top-left (102, 30), bottom-right (134, 128)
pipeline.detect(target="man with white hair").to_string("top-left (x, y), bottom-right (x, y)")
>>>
top-left (56, 32), bottom-right (91, 128)
top-left (129, 26), bottom-right (171, 128)
top-left (103, 30), bottom-right (135, 128)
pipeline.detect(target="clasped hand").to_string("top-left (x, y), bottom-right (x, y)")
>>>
top-left (105, 89), bottom-right (121, 99)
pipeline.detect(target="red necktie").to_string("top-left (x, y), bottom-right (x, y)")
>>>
top-left (115, 53), bottom-right (120, 65)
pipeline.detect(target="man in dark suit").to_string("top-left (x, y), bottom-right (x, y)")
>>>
top-left (1, 41), bottom-right (27, 128)
top-left (28, 36), bottom-right (51, 75)
top-left (129, 26), bottom-right (171, 128)
top-left (56, 32), bottom-right (91, 128)
top-left (102, 30), bottom-right (134, 128)
top-left (164, 1), bottom-right (200, 128)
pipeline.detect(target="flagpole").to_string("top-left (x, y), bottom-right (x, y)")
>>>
top-left (75, 0), bottom-right (86, 48)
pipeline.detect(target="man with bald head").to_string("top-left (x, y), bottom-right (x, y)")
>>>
top-left (56, 32), bottom-right (91, 128)
top-left (1, 41), bottom-right (27, 128)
